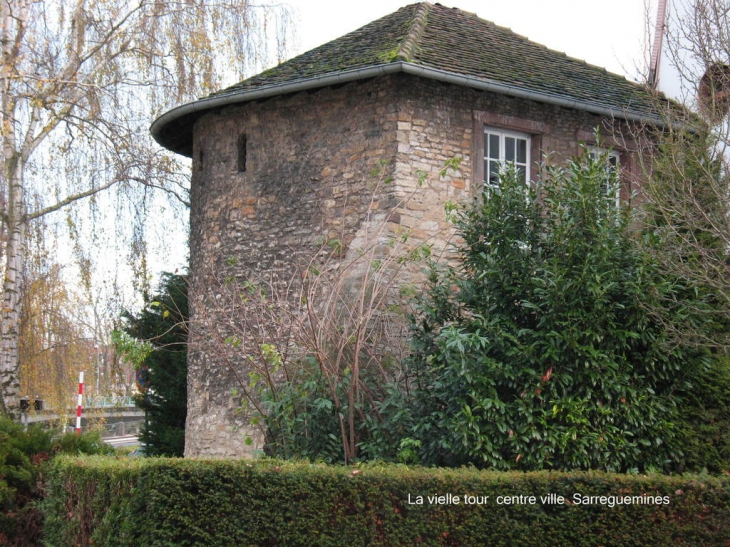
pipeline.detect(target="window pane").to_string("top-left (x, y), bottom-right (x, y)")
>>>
top-left (489, 134), bottom-right (500, 159)
top-left (488, 160), bottom-right (500, 186)
top-left (517, 139), bottom-right (527, 163)
top-left (505, 137), bottom-right (515, 162)
top-left (517, 166), bottom-right (527, 184)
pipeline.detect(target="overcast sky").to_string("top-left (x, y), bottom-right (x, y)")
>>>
top-left (283, 0), bottom-right (658, 83)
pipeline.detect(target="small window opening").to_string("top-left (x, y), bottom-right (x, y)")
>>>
top-left (237, 134), bottom-right (248, 173)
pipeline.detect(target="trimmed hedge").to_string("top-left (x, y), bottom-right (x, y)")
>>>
top-left (44, 457), bottom-right (730, 547)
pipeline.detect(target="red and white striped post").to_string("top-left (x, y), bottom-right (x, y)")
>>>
top-left (75, 371), bottom-right (84, 434)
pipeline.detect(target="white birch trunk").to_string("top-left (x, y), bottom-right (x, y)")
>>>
top-left (0, 158), bottom-right (25, 417)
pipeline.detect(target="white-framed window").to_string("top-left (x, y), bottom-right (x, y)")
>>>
top-left (589, 147), bottom-right (621, 206)
top-left (484, 127), bottom-right (530, 190)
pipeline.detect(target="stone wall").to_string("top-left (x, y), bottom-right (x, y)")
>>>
top-left (185, 73), bottom-right (642, 458)
top-left (186, 77), bottom-right (401, 457)
top-left (388, 74), bottom-right (638, 269)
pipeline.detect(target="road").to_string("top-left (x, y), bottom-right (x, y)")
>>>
top-left (103, 435), bottom-right (140, 448)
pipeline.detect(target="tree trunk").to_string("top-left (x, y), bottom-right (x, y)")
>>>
top-left (0, 158), bottom-right (26, 417)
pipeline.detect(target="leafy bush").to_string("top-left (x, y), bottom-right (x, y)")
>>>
top-left (674, 355), bottom-right (730, 473)
top-left (0, 417), bottom-right (113, 546)
top-left (45, 456), bottom-right (730, 547)
top-left (262, 356), bottom-right (414, 464)
top-left (404, 153), bottom-right (712, 472)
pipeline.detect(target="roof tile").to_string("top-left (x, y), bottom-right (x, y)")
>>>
top-left (213, 1), bottom-right (660, 118)
top-left (153, 2), bottom-right (671, 156)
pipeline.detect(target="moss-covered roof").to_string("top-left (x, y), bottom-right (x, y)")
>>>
top-left (153, 2), bottom-right (667, 156)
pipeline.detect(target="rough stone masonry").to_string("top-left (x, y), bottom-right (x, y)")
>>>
top-left (183, 73), bottom-right (640, 457)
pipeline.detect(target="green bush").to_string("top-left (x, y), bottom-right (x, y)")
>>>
top-left (44, 456), bottom-right (730, 547)
top-left (262, 356), bottom-right (413, 464)
top-left (674, 356), bottom-right (730, 473)
top-left (0, 417), bottom-right (113, 546)
top-left (404, 154), bottom-right (712, 472)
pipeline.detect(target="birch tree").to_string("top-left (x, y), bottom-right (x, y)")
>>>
top-left (0, 0), bottom-right (291, 416)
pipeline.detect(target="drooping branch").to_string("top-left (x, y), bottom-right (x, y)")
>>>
top-left (0, 0), bottom-right (293, 417)
top-left (26, 178), bottom-right (123, 221)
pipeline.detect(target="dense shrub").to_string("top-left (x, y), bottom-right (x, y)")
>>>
top-left (674, 356), bottom-right (730, 473)
top-left (262, 356), bottom-right (414, 464)
top-left (0, 417), bottom-right (113, 546)
top-left (45, 456), bottom-right (730, 547)
top-left (404, 154), bottom-right (712, 471)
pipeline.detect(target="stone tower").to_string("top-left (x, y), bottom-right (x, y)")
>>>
top-left (152, 2), bottom-right (666, 458)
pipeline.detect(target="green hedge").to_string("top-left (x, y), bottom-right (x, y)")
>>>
top-left (44, 457), bottom-right (730, 547)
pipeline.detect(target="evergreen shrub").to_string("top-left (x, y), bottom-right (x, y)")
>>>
top-left (44, 456), bottom-right (730, 547)
top-left (404, 154), bottom-right (712, 471)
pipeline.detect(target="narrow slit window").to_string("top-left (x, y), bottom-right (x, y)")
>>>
top-left (237, 134), bottom-right (247, 173)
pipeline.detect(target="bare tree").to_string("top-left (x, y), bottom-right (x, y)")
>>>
top-left (0, 0), bottom-right (292, 416)
top-left (642, 0), bottom-right (730, 350)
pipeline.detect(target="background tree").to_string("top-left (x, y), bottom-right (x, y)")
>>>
top-left (120, 272), bottom-right (187, 457)
top-left (18, 262), bottom-right (93, 412)
top-left (403, 155), bottom-right (711, 472)
top-left (637, 1), bottom-right (730, 472)
top-left (642, 0), bottom-right (730, 351)
top-left (0, 0), bottom-right (292, 416)
top-left (641, 126), bottom-right (730, 350)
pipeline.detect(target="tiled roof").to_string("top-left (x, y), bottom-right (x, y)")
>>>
top-left (211, 3), bottom-right (424, 97)
top-left (153, 2), bottom-right (668, 156)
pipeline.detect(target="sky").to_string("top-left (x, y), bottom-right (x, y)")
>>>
top-left (282, 0), bottom-right (659, 83)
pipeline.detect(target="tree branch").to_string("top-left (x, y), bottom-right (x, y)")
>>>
top-left (27, 177), bottom-right (122, 221)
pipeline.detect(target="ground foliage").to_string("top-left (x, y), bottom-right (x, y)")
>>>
top-left (0, 417), bottom-right (113, 547)
top-left (262, 356), bottom-right (414, 464)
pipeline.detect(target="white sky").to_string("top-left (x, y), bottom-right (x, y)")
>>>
top-left (283, 0), bottom-right (658, 83)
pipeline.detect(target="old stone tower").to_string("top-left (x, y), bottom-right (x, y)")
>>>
top-left (152, 2), bottom-right (666, 458)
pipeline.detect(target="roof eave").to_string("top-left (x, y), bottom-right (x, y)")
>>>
top-left (151, 61), bottom-right (664, 157)
top-left (401, 64), bottom-right (665, 127)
